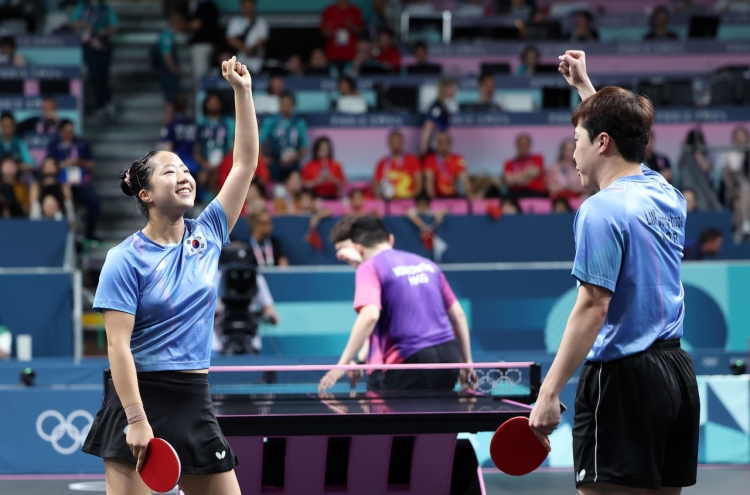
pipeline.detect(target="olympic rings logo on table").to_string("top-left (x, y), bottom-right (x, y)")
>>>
top-left (474, 368), bottom-right (525, 394)
top-left (36, 410), bottom-right (94, 455)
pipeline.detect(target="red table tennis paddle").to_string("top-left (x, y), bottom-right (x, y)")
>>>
top-left (139, 438), bottom-right (181, 493)
top-left (489, 417), bottom-right (549, 476)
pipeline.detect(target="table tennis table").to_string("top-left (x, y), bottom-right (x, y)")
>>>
top-left (209, 362), bottom-right (540, 495)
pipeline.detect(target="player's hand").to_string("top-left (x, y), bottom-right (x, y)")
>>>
top-left (347, 369), bottom-right (364, 388)
top-left (459, 368), bottom-right (477, 391)
top-left (126, 419), bottom-right (154, 472)
top-left (558, 50), bottom-right (589, 87)
top-left (528, 393), bottom-right (561, 452)
top-left (319, 369), bottom-right (346, 392)
top-left (336, 247), bottom-right (363, 267)
top-left (222, 56), bottom-right (252, 90)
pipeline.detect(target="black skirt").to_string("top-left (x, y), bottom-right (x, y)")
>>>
top-left (82, 371), bottom-right (237, 475)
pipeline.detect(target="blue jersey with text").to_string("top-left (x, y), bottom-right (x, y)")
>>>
top-left (93, 199), bottom-right (229, 371)
top-left (572, 165), bottom-right (686, 362)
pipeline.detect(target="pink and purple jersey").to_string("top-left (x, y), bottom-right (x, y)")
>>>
top-left (354, 249), bottom-right (457, 364)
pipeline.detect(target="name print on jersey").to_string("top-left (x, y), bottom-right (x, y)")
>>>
top-left (644, 209), bottom-right (684, 243)
top-left (392, 262), bottom-right (435, 286)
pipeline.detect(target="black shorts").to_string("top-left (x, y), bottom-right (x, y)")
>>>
top-left (82, 371), bottom-right (237, 475)
top-left (573, 339), bottom-right (699, 490)
top-left (368, 339), bottom-right (461, 391)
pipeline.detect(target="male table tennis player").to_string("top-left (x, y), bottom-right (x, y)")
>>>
top-left (529, 50), bottom-right (699, 494)
top-left (319, 215), bottom-right (473, 391)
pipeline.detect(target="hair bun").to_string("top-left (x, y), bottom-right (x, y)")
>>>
top-left (119, 169), bottom-right (135, 196)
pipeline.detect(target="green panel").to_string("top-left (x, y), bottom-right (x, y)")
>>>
top-left (17, 48), bottom-right (82, 67)
top-left (216, 0), bottom-right (369, 14)
top-left (727, 265), bottom-right (750, 350)
top-left (705, 422), bottom-right (750, 463)
top-left (268, 301), bottom-right (356, 336)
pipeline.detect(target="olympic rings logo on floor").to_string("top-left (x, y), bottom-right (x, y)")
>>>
top-left (36, 410), bottom-right (94, 455)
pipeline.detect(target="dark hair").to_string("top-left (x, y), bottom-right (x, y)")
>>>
top-left (313, 136), bottom-right (334, 160)
top-left (279, 90), bottom-right (296, 105)
top-left (553, 197), bottom-right (573, 212)
top-left (202, 91), bottom-right (225, 116)
top-left (329, 214), bottom-right (360, 243)
top-left (349, 215), bottom-right (390, 247)
top-left (479, 73), bottom-right (495, 85)
top-left (0, 111), bottom-right (15, 122)
top-left (699, 227), bottom-right (723, 244)
top-left (378, 28), bottom-right (394, 38)
top-left (651, 5), bottom-right (670, 26)
top-left (571, 86), bottom-right (654, 164)
top-left (57, 119), bottom-right (74, 132)
top-left (415, 190), bottom-right (431, 204)
top-left (520, 45), bottom-right (540, 62)
top-left (414, 41), bottom-right (427, 52)
top-left (501, 197), bottom-right (522, 212)
top-left (338, 75), bottom-right (357, 93)
top-left (172, 93), bottom-right (188, 114)
top-left (0, 36), bottom-right (15, 49)
top-left (348, 188), bottom-right (365, 199)
top-left (685, 129), bottom-right (705, 147)
top-left (119, 151), bottom-right (161, 218)
top-left (576, 10), bottom-right (593, 22)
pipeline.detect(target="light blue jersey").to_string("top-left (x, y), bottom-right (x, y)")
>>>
top-left (94, 199), bottom-right (229, 371)
top-left (573, 165), bottom-right (686, 362)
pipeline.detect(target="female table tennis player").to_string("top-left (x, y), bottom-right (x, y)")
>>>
top-left (81, 57), bottom-right (257, 495)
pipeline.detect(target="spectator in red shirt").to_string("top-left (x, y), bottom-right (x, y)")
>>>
top-left (503, 133), bottom-right (546, 198)
top-left (424, 132), bottom-right (473, 198)
top-left (374, 29), bottom-right (400, 73)
top-left (321, 0), bottom-right (364, 70)
top-left (373, 129), bottom-right (423, 199)
top-left (217, 150), bottom-right (269, 190)
top-left (301, 137), bottom-right (346, 199)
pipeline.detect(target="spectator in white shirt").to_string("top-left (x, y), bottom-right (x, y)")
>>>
top-left (225, 0), bottom-right (269, 74)
top-left (719, 126), bottom-right (750, 241)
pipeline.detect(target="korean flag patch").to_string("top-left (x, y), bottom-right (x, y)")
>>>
top-left (185, 232), bottom-right (207, 256)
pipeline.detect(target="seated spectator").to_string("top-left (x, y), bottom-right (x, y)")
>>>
top-left (424, 131), bottom-right (473, 198)
top-left (195, 91), bottom-right (236, 193)
top-left (552, 197), bottom-right (573, 213)
top-left (0, 157), bottom-right (29, 218)
top-left (682, 188), bottom-right (697, 212)
top-left (0, 112), bottom-right (35, 171)
top-left (718, 125), bottom-right (750, 241)
top-left (47, 120), bottom-right (100, 239)
top-left (570, 10), bottom-right (599, 41)
top-left (286, 54), bottom-right (305, 77)
top-left (644, 131), bottom-right (674, 183)
top-left (504, 133), bottom-right (546, 198)
top-left (0, 36), bottom-right (27, 66)
top-left (259, 91), bottom-right (309, 181)
top-left (18, 97), bottom-right (61, 137)
top-left (295, 189), bottom-right (333, 239)
top-left (456, 0), bottom-right (489, 17)
top-left (301, 137), bottom-right (346, 199)
top-left (683, 228), bottom-right (723, 260)
top-left (70, 0), bottom-right (119, 116)
top-left (306, 48), bottom-right (331, 76)
top-left (420, 77), bottom-right (457, 156)
top-left (241, 180), bottom-right (267, 216)
top-left (343, 39), bottom-right (383, 76)
top-left (406, 41), bottom-right (442, 75)
top-left (159, 94), bottom-right (201, 185)
top-left (246, 209), bottom-right (289, 266)
top-left (334, 76), bottom-right (367, 113)
top-left (407, 191), bottom-right (449, 234)
top-left (517, 45), bottom-right (540, 76)
top-left (469, 73), bottom-right (501, 111)
top-left (226, 0), bottom-right (269, 74)
top-left (321, 0), bottom-right (364, 73)
top-left (156, 11), bottom-right (187, 109)
top-left (188, 0), bottom-right (222, 83)
top-left (644, 6), bottom-right (679, 40)
top-left (501, 197), bottom-right (521, 215)
top-left (268, 75), bottom-right (285, 96)
top-left (218, 150), bottom-right (270, 191)
top-left (374, 29), bottom-right (400, 73)
top-left (29, 157), bottom-right (75, 226)
top-left (373, 129), bottom-right (422, 199)
top-left (547, 138), bottom-right (585, 199)
top-left (346, 188), bottom-right (378, 217)
top-left (273, 169), bottom-right (304, 214)
top-left (365, 0), bottom-right (392, 41)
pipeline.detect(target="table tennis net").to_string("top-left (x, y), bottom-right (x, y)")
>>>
top-left (208, 363), bottom-right (540, 401)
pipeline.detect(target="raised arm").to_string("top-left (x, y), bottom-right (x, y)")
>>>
top-left (558, 50), bottom-right (596, 101)
top-left (216, 56), bottom-right (259, 232)
top-left (104, 310), bottom-right (152, 472)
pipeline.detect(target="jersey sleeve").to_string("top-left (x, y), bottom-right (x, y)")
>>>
top-left (258, 117), bottom-right (274, 145)
top-left (354, 261), bottom-right (382, 311)
top-left (297, 119), bottom-right (309, 148)
top-left (93, 248), bottom-right (140, 314)
top-left (571, 199), bottom-right (625, 293)
top-left (197, 198), bottom-right (230, 247)
top-left (439, 272), bottom-right (457, 309)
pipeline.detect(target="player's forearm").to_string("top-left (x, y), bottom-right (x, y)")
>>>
top-left (338, 307), bottom-right (379, 365)
top-left (108, 341), bottom-right (144, 410)
top-left (233, 88), bottom-right (259, 171)
top-left (539, 295), bottom-right (607, 398)
top-left (575, 80), bottom-right (596, 101)
top-left (448, 302), bottom-right (472, 363)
